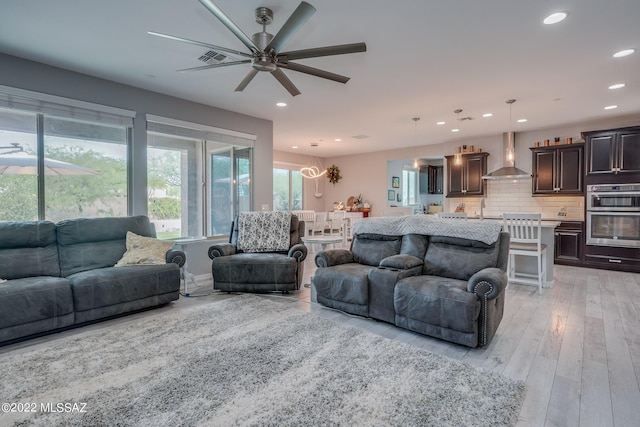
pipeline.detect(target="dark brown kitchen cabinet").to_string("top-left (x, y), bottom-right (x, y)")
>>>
top-left (445, 152), bottom-right (488, 197)
top-left (530, 143), bottom-right (583, 195)
top-left (427, 165), bottom-right (443, 194)
top-left (419, 165), bottom-right (443, 194)
top-left (583, 126), bottom-right (640, 184)
top-left (554, 221), bottom-right (584, 266)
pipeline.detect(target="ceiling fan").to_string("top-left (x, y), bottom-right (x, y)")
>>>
top-left (148, 0), bottom-right (367, 96)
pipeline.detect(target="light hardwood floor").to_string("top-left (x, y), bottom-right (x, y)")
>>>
top-left (2, 253), bottom-right (639, 427)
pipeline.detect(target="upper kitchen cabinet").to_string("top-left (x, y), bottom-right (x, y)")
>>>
top-left (445, 152), bottom-right (488, 197)
top-left (419, 165), bottom-right (443, 194)
top-left (530, 143), bottom-right (584, 195)
top-left (583, 126), bottom-right (640, 184)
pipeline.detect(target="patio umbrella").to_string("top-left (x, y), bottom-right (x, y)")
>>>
top-left (0, 152), bottom-right (99, 175)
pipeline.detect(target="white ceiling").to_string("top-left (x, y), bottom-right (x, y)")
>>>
top-left (1, 0), bottom-right (639, 157)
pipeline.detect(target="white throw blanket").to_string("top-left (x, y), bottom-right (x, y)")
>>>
top-left (353, 215), bottom-right (503, 245)
top-left (237, 211), bottom-right (291, 252)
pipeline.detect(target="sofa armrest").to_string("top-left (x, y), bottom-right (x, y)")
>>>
top-left (379, 254), bottom-right (423, 270)
top-left (314, 249), bottom-right (354, 268)
top-left (166, 250), bottom-right (186, 268)
top-left (288, 243), bottom-right (308, 262)
top-left (467, 267), bottom-right (507, 300)
top-left (208, 243), bottom-right (237, 259)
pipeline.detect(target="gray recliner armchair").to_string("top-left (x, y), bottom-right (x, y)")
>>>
top-left (208, 213), bottom-right (308, 293)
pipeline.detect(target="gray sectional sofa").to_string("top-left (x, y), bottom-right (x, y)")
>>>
top-left (0, 216), bottom-right (184, 345)
top-left (312, 216), bottom-right (510, 348)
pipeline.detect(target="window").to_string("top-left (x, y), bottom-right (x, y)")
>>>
top-left (43, 116), bottom-right (128, 222)
top-left (146, 115), bottom-right (255, 238)
top-left (0, 86), bottom-right (134, 222)
top-left (147, 133), bottom-right (201, 239)
top-left (273, 167), bottom-right (302, 211)
top-left (402, 169), bottom-right (418, 206)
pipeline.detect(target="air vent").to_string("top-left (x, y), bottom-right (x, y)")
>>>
top-left (198, 50), bottom-right (227, 64)
top-left (458, 116), bottom-right (474, 121)
top-left (351, 134), bottom-right (369, 140)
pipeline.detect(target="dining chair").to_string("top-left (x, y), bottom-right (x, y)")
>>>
top-left (328, 210), bottom-right (346, 237)
top-left (310, 211), bottom-right (328, 236)
top-left (292, 210), bottom-right (316, 236)
top-left (439, 212), bottom-right (468, 220)
top-left (502, 213), bottom-right (546, 294)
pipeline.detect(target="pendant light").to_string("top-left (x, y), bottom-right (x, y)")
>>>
top-left (300, 143), bottom-right (326, 198)
top-left (505, 99), bottom-right (515, 164)
top-left (453, 109), bottom-right (463, 166)
top-left (412, 117), bottom-right (420, 168)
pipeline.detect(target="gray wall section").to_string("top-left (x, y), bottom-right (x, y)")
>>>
top-left (0, 52), bottom-right (273, 216)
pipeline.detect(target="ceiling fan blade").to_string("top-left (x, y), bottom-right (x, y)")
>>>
top-left (278, 61), bottom-right (350, 84)
top-left (178, 60), bottom-right (251, 72)
top-left (147, 31), bottom-right (252, 58)
top-left (279, 42), bottom-right (367, 61)
top-left (266, 2), bottom-right (316, 54)
top-left (198, 0), bottom-right (260, 54)
top-left (271, 68), bottom-right (301, 96)
top-left (235, 69), bottom-right (259, 92)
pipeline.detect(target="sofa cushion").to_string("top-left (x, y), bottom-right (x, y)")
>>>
top-left (351, 233), bottom-right (402, 266)
top-left (115, 232), bottom-right (175, 266)
top-left (68, 264), bottom-right (180, 313)
top-left (212, 253), bottom-right (298, 286)
top-left (0, 221), bottom-right (60, 279)
top-left (400, 234), bottom-right (429, 259)
top-left (0, 276), bottom-right (73, 330)
top-left (57, 216), bottom-right (156, 277)
top-left (423, 236), bottom-right (499, 281)
top-left (313, 263), bottom-right (373, 306)
top-left (395, 275), bottom-right (481, 333)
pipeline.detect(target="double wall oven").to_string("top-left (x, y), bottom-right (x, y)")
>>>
top-left (586, 183), bottom-right (640, 248)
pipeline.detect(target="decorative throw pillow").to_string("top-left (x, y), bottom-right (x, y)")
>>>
top-left (114, 232), bottom-right (175, 267)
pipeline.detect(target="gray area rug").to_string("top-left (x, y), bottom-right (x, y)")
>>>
top-left (1, 295), bottom-right (525, 426)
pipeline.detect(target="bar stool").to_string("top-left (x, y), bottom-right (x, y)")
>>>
top-left (502, 213), bottom-right (546, 294)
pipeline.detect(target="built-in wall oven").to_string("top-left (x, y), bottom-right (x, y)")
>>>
top-left (586, 183), bottom-right (640, 248)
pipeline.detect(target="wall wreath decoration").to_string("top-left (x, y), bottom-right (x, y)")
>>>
top-left (327, 164), bottom-right (342, 184)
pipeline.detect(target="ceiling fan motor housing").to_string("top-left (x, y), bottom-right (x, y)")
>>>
top-left (251, 31), bottom-right (277, 71)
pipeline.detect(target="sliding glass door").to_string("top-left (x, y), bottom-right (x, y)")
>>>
top-left (207, 144), bottom-right (252, 236)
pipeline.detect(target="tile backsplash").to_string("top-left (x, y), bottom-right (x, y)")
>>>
top-left (447, 180), bottom-right (584, 220)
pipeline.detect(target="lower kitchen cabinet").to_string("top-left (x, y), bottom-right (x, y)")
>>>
top-left (554, 221), bottom-right (584, 266)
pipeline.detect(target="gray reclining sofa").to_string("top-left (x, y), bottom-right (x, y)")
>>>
top-left (0, 215), bottom-right (184, 345)
top-left (313, 216), bottom-right (509, 348)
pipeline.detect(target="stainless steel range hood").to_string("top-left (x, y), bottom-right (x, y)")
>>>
top-left (482, 131), bottom-right (531, 180)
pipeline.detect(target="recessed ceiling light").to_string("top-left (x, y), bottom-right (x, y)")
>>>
top-left (451, 128), bottom-right (460, 133)
top-left (276, 102), bottom-right (287, 107)
top-left (482, 113), bottom-right (493, 118)
top-left (604, 105), bottom-right (618, 110)
top-left (543, 12), bottom-right (568, 25)
top-left (613, 48), bottom-right (635, 58)
top-left (436, 121), bottom-right (446, 125)
top-left (608, 83), bottom-right (626, 90)
top-left (334, 138), bottom-right (342, 142)
top-left (292, 145), bottom-right (298, 149)
top-left (517, 118), bottom-right (527, 123)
